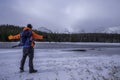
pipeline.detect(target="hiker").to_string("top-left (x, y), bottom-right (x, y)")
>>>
top-left (8, 24), bottom-right (43, 73)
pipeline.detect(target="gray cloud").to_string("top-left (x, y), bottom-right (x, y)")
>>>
top-left (0, 0), bottom-right (120, 32)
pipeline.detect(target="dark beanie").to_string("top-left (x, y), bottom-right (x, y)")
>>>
top-left (27, 24), bottom-right (33, 29)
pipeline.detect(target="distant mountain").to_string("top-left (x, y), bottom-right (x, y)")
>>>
top-left (94, 27), bottom-right (120, 33)
top-left (103, 27), bottom-right (120, 33)
top-left (38, 27), bottom-right (53, 33)
top-left (38, 26), bottom-right (120, 34)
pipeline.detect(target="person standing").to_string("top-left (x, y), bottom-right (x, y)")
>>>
top-left (8, 24), bottom-right (43, 73)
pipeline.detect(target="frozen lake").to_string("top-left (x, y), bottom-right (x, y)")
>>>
top-left (0, 42), bottom-right (120, 80)
top-left (0, 42), bottom-right (120, 49)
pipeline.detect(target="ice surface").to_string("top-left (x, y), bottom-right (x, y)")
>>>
top-left (0, 43), bottom-right (120, 80)
top-left (0, 42), bottom-right (120, 49)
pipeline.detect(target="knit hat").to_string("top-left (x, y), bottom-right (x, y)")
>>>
top-left (27, 24), bottom-right (33, 29)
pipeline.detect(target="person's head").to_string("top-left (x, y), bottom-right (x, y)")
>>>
top-left (27, 24), bottom-right (33, 29)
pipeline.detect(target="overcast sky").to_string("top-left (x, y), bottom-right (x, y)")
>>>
top-left (0, 0), bottom-right (120, 33)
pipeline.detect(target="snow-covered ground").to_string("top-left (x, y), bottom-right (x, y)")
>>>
top-left (0, 43), bottom-right (120, 80)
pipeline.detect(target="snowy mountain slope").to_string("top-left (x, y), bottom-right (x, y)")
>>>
top-left (103, 27), bottom-right (120, 33)
top-left (94, 26), bottom-right (120, 33)
top-left (38, 27), bottom-right (53, 33)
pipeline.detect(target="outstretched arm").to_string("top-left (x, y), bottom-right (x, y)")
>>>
top-left (8, 34), bottom-right (20, 40)
top-left (32, 31), bottom-right (43, 40)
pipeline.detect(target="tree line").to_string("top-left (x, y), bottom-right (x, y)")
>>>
top-left (0, 24), bottom-right (120, 42)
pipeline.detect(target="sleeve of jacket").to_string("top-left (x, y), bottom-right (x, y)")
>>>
top-left (8, 34), bottom-right (20, 40)
top-left (32, 31), bottom-right (43, 40)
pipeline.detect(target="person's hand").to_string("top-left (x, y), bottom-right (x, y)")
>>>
top-left (41, 36), bottom-right (43, 39)
top-left (8, 35), bottom-right (13, 40)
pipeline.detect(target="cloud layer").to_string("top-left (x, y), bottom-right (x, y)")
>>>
top-left (0, 0), bottom-right (120, 32)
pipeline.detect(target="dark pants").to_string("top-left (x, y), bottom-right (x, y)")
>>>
top-left (20, 47), bottom-right (34, 71)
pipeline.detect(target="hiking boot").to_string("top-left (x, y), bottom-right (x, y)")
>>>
top-left (20, 69), bottom-right (24, 73)
top-left (29, 69), bottom-right (37, 73)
